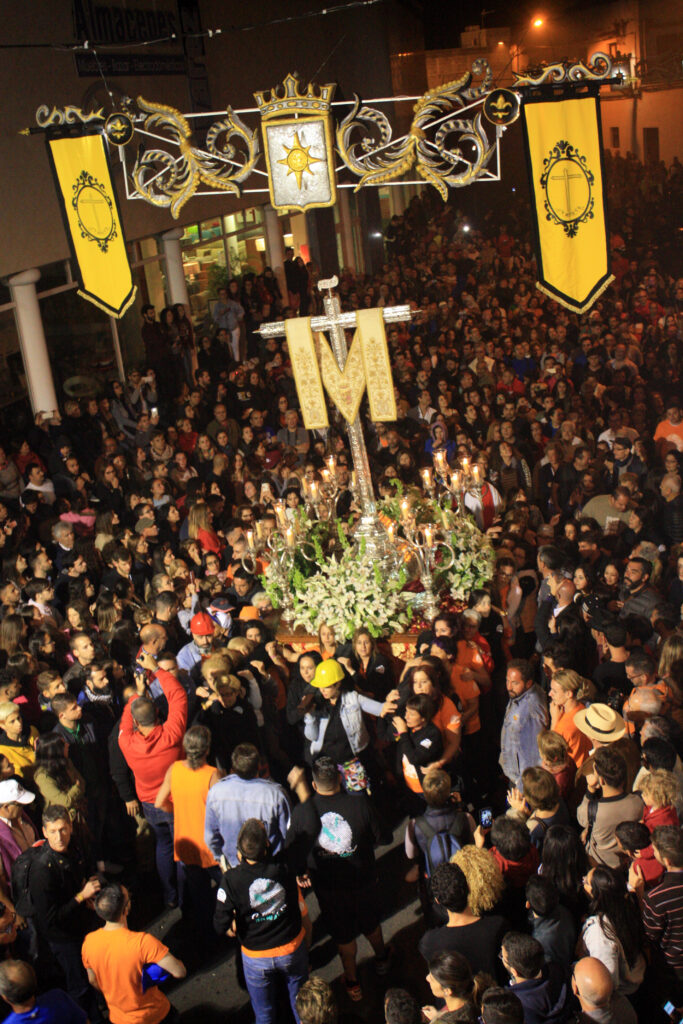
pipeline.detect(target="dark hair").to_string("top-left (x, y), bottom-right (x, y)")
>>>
top-left (614, 821), bottom-right (651, 852)
top-left (490, 817), bottom-right (530, 862)
top-left (237, 819), bottom-right (267, 861)
top-left (537, 546), bottom-right (563, 571)
top-left (507, 658), bottom-right (533, 683)
top-left (594, 747), bottom-right (627, 790)
top-left (231, 743), bottom-right (260, 779)
top-left (525, 875), bottom-right (560, 917)
top-left (642, 737), bottom-right (677, 771)
top-left (431, 863), bottom-right (469, 912)
top-left (626, 649), bottom-right (656, 676)
top-left (588, 866), bottom-right (644, 967)
top-left (0, 960), bottom-right (37, 1005)
top-left (602, 621), bottom-right (627, 647)
top-left (42, 803), bottom-right (71, 827)
top-left (34, 733), bottom-right (72, 792)
top-left (428, 950), bottom-right (480, 1001)
top-left (312, 756), bottom-right (340, 791)
top-left (480, 987), bottom-right (524, 1024)
top-left (501, 932), bottom-right (544, 980)
top-left (384, 987), bottom-right (421, 1024)
top-left (94, 883), bottom-right (127, 922)
top-left (652, 825), bottom-right (683, 867)
top-left (405, 693), bottom-right (435, 722)
top-left (130, 696), bottom-right (157, 728)
top-left (540, 825), bottom-right (588, 906)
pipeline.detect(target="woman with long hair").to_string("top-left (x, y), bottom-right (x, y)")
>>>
top-left (317, 623), bottom-right (338, 661)
top-left (33, 732), bottom-right (86, 821)
top-left (0, 616), bottom-right (25, 661)
top-left (540, 824), bottom-right (588, 923)
top-left (580, 866), bottom-right (646, 995)
top-left (154, 724), bottom-right (220, 933)
top-left (424, 950), bottom-right (492, 1023)
top-left (398, 662), bottom-right (462, 770)
top-left (187, 502), bottom-right (224, 558)
top-left (339, 627), bottom-right (395, 701)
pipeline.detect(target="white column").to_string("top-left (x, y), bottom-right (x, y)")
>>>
top-left (8, 268), bottom-right (58, 415)
top-left (263, 205), bottom-right (287, 303)
top-left (337, 189), bottom-right (356, 273)
top-left (161, 228), bottom-right (190, 307)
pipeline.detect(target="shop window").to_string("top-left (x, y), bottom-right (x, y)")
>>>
top-left (201, 217), bottom-right (222, 240)
top-left (40, 289), bottom-right (116, 398)
top-left (181, 223), bottom-right (200, 245)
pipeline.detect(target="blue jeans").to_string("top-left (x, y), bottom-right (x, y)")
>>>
top-left (241, 939), bottom-right (308, 1024)
top-left (142, 802), bottom-right (177, 905)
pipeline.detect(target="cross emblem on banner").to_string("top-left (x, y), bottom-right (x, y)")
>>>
top-left (550, 164), bottom-right (583, 216)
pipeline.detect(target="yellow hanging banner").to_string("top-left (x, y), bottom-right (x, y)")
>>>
top-left (285, 309), bottom-right (397, 429)
top-left (46, 128), bottom-right (136, 318)
top-left (522, 94), bottom-right (613, 313)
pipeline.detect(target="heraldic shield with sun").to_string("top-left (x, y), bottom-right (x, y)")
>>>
top-left (255, 73), bottom-right (337, 213)
top-left (540, 139), bottom-right (595, 239)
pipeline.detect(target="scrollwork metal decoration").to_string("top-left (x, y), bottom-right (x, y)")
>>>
top-left (336, 60), bottom-right (497, 200)
top-left (36, 105), bottom-right (104, 127)
top-left (513, 52), bottom-right (613, 88)
top-left (131, 96), bottom-right (259, 219)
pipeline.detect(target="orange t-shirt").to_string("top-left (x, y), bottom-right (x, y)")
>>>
top-left (449, 665), bottom-right (481, 734)
top-left (553, 705), bottom-right (592, 768)
top-left (169, 761), bottom-right (217, 867)
top-left (433, 695), bottom-right (462, 745)
top-left (82, 928), bottom-right (170, 1024)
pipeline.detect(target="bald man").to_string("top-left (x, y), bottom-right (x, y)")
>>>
top-left (0, 959), bottom-right (86, 1024)
top-left (572, 957), bottom-right (636, 1023)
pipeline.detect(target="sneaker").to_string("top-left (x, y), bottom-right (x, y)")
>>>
top-left (344, 977), bottom-right (363, 1001)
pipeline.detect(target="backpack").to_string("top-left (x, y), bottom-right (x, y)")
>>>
top-left (11, 840), bottom-right (46, 918)
top-left (414, 815), bottom-right (462, 878)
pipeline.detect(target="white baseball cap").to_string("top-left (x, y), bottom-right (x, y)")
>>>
top-left (0, 780), bottom-right (35, 805)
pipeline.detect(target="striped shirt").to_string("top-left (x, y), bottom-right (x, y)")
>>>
top-left (642, 870), bottom-right (683, 972)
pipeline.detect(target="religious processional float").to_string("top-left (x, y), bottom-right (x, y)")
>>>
top-left (25, 49), bottom-right (621, 639)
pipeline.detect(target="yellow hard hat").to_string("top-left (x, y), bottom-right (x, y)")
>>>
top-left (311, 659), bottom-right (345, 689)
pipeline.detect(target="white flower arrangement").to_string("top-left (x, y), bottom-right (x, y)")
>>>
top-left (289, 547), bottom-right (411, 640)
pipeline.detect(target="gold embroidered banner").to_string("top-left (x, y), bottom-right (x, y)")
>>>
top-left (45, 127), bottom-right (136, 317)
top-left (522, 94), bottom-right (613, 313)
top-left (286, 309), bottom-right (397, 428)
top-left (284, 319), bottom-right (329, 429)
top-left (356, 307), bottom-right (397, 422)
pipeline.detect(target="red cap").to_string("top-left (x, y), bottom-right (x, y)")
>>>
top-left (190, 612), bottom-right (215, 636)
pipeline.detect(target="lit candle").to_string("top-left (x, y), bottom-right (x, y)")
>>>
top-left (246, 529), bottom-right (254, 551)
top-left (255, 520), bottom-right (263, 540)
top-left (321, 469), bottom-right (330, 485)
top-left (472, 464), bottom-right (480, 483)
top-left (285, 527), bottom-right (295, 549)
top-left (326, 455), bottom-right (336, 474)
top-left (387, 522), bottom-right (396, 542)
top-left (400, 498), bottom-right (410, 519)
top-left (424, 525), bottom-right (434, 547)
top-left (274, 501), bottom-right (286, 528)
top-left (310, 481), bottom-right (319, 502)
top-left (421, 468), bottom-right (432, 490)
top-left (434, 450), bottom-right (446, 474)
top-left (462, 457), bottom-right (469, 472)
top-left (450, 471), bottom-right (460, 491)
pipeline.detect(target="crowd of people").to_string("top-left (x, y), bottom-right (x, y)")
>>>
top-left (0, 149), bottom-right (680, 1024)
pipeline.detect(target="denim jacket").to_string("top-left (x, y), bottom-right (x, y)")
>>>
top-left (499, 684), bottom-right (549, 787)
top-left (304, 690), bottom-right (384, 757)
top-left (204, 774), bottom-right (291, 867)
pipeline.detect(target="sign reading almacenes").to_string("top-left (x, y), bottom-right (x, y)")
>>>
top-left (72, 0), bottom-right (180, 45)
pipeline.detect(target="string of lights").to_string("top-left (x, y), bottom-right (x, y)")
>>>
top-left (0, 0), bottom-right (384, 50)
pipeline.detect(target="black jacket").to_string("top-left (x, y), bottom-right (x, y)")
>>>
top-left (28, 843), bottom-right (94, 943)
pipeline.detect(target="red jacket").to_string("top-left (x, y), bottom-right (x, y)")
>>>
top-left (491, 845), bottom-right (540, 888)
top-left (118, 669), bottom-right (187, 803)
top-left (643, 804), bottom-right (679, 832)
